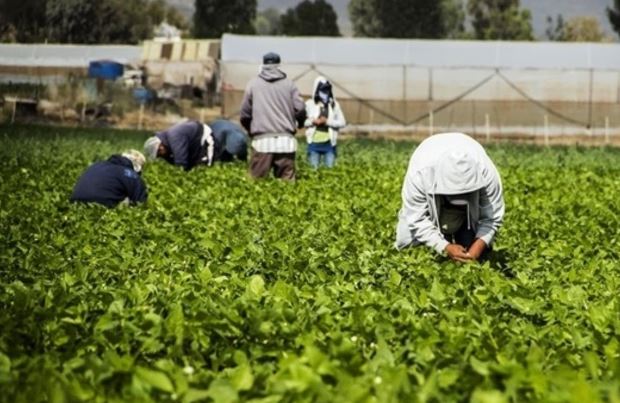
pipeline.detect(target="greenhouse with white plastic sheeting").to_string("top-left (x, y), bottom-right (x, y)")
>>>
top-left (0, 44), bottom-right (141, 84)
top-left (221, 34), bottom-right (620, 144)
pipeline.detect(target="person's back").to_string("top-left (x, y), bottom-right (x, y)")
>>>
top-left (156, 120), bottom-right (204, 170)
top-left (395, 133), bottom-right (504, 262)
top-left (209, 119), bottom-right (248, 162)
top-left (71, 154), bottom-right (147, 207)
top-left (240, 52), bottom-right (305, 180)
top-left (241, 67), bottom-right (300, 136)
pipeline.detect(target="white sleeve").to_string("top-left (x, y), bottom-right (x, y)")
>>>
top-left (304, 101), bottom-right (315, 128)
top-left (475, 163), bottom-right (505, 245)
top-left (396, 170), bottom-right (449, 254)
top-left (327, 102), bottom-right (346, 129)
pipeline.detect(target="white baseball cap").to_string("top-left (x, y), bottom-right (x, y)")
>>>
top-left (122, 149), bottom-right (146, 173)
top-left (143, 136), bottom-right (162, 160)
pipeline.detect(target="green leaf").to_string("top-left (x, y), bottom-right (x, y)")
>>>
top-left (207, 379), bottom-right (238, 403)
top-left (230, 365), bottom-right (254, 391)
top-left (247, 275), bottom-right (266, 298)
top-left (470, 357), bottom-right (490, 377)
top-left (429, 279), bottom-right (445, 301)
top-left (135, 366), bottom-right (174, 393)
top-left (470, 389), bottom-right (507, 403)
top-left (183, 388), bottom-right (211, 403)
top-left (166, 303), bottom-right (185, 346)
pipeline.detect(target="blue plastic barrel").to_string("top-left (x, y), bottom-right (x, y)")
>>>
top-left (88, 60), bottom-right (124, 80)
top-left (133, 87), bottom-right (154, 103)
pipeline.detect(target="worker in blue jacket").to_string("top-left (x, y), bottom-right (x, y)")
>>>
top-left (209, 119), bottom-right (248, 162)
top-left (143, 119), bottom-right (248, 171)
top-left (70, 150), bottom-right (147, 207)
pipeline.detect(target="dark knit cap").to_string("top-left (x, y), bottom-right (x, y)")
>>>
top-left (263, 52), bottom-right (281, 65)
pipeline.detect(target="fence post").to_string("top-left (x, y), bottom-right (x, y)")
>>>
top-left (544, 115), bottom-right (549, 147)
top-left (485, 113), bottom-right (491, 143)
top-left (11, 99), bottom-right (17, 124)
top-left (138, 103), bottom-right (145, 130)
top-left (429, 110), bottom-right (434, 137)
top-left (605, 116), bottom-right (610, 145)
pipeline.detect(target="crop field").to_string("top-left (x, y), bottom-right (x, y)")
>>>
top-left (1, 124), bottom-right (620, 402)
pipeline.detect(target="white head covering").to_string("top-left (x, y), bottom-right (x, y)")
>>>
top-left (434, 150), bottom-right (485, 195)
top-left (121, 149), bottom-right (146, 173)
top-left (143, 136), bottom-right (161, 160)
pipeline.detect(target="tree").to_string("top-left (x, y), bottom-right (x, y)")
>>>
top-left (44, 0), bottom-right (153, 44)
top-left (0, 0), bottom-right (184, 44)
top-left (280, 0), bottom-right (340, 36)
top-left (562, 16), bottom-right (607, 42)
top-left (193, 0), bottom-right (256, 38)
top-left (348, 0), bottom-right (450, 38)
top-left (545, 15), bottom-right (607, 42)
top-left (45, 0), bottom-right (102, 43)
top-left (254, 8), bottom-right (282, 36)
top-left (467, 0), bottom-right (533, 40)
top-left (607, 0), bottom-right (620, 38)
top-left (0, 0), bottom-right (47, 42)
top-left (545, 14), bottom-right (565, 41)
top-left (147, 0), bottom-right (190, 32)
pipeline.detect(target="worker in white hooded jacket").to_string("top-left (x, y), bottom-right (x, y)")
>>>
top-left (304, 76), bottom-right (346, 168)
top-left (395, 133), bottom-right (505, 262)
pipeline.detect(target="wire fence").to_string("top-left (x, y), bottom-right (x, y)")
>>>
top-left (222, 62), bottom-right (620, 145)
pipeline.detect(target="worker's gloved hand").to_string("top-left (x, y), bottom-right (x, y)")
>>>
top-left (445, 243), bottom-right (473, 263)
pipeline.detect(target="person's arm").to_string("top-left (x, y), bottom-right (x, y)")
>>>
top-left (168, 129), bottom-right (191, 170)
top-left (304, 101), bottom-right (317, 128)
top-left (292, 85), bottom-right (307, 129)
top-left (122, 173), bottom-right (148, 205)
top-left (240, 84), bottom-right (253, 132)
top-left (445, 244), bottom-right (474, 262)
top-left (466, 239), bottom-right (487, 261)
top-left (474, 163), bottom-right (505, 251)
top-left (396, 170), bottom-right (450, 255)
top-left (327, 101), bottom-right (346, 129)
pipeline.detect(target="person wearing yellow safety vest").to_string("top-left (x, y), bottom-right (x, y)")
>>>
top-left (304, 76), bottom-right (346, 168)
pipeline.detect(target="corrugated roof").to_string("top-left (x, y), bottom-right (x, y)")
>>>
top-left (0, 44), bottom-right (142, 67)
top-left (221, 34), bottom-right (620, 70)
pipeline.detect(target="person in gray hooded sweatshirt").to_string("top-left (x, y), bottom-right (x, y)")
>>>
top-left (395, 132), bottom-right (505, 262)
top-left (240, 52), bottom-right (306, 180)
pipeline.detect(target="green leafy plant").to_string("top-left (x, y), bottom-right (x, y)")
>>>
top-left (0, 125), bottom-right (619, 402)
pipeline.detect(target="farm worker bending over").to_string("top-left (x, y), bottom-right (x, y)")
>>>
top-left (70, 150), bottom-right (147, 208)
top-left (208, 119), bottom-right (249, 162)
top-left (240, 51), bottom-right (306, 180)
top-left (143, 119), bottom-right (248, 171)
top-left (395, 133), bottom-right (505, 262)
top-left (304, 76), bottom-right (346, 168)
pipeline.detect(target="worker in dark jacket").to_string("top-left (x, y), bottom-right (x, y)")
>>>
top-left (209, 119), bottom-right (248, 162)
top-left (144, 120), bottom-right (248, 170)
top-left (144, 120), bottom-right (206, 171)
top-left (70, 150), bottom-right (147, 208)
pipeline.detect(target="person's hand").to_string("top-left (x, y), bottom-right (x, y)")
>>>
top-left (445, 243), bottom-right (473, 263)
top-left (467, 239), bottom-right (487, 261)
top-left (313, 116), bottom-right (327, 125)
